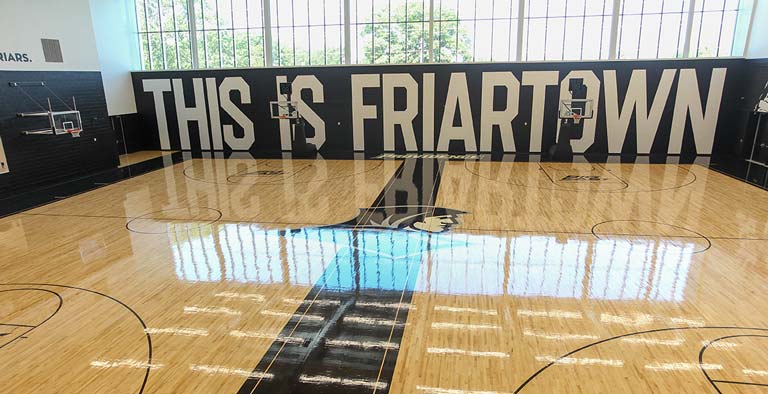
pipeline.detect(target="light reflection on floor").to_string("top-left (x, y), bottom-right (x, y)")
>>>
top-left (169, 224), bottom-right (695, 302)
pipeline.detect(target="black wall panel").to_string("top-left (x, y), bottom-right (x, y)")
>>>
top-left (132, 58), bottom-right (747, 156)
top-left (728, 59), bottom-right (768, 159)
top-left (0, 71), bottom-right (118, 195)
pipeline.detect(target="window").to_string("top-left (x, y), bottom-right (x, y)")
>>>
top-left (617, 0), bottom-right (690, 59)
top-left (135, 0), bottom-right (756, 69)
top-left (136, 0), bottom-right (194, 70)
top-left (351, 0), bottom-right (430, 64)
top-left (194, 0), bottom-right (266, 68)
top-left (433, 0), bottom-right (519, 63)
top-left (272, 0), bottom-right (344, 66)
top-left (523, 0), bottom-right (614, 61)
top-left (690, 0), bottom-right (742, 57)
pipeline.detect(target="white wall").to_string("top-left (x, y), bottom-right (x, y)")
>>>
top-left (89, 0), bottom-right (142, 115)
top-left (747, 0), bottom-right (768, 58)
top-left (0, 0), bottom-right (142, 115)
top-left (0, 0), bottom-right (100, 71)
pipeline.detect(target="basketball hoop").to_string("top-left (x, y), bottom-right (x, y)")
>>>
top-left (65, 128), bottom-right (81, 138)
top-left (572, 113), bottom-right (583, 124)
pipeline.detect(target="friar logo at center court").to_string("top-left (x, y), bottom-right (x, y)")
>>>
top-left (334, 206), bottom-right (467, 233)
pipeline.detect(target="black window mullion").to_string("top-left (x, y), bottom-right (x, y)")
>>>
top-left (291, 0), bottom-right (297, 65)
top-left (143, 0), bottom-right (153, 69)
top-left (215, 0), bottom-right (222, 67)
top-left (455, 0), bottom-right (459, 62)
top-left (716, 2), bottom-right (726, 56)
top-left (580, 0), bottom-right (587, 60)
top-left (618, 0), bottom-right (626, 58)
top-left (438, 0), bottom-right (443, 62)
top-left (656, 0), bottom-right (664, 58)
top-left (158, 0), bottom-right (167, 68)
top-left (508, 0), bottom-right (514, 61)
top-left (490, 0), bottom-right (495, 61)
top-left (472, 0), bottom-right (477, 61)
top-left (561, 3), bottom-right (567, 60)
top-left (245, 0), bottom-right (251, 66)
top-left (276, 0), bottom-right (281, 65)
top-left (675, 0), bottom-right (685, 57)
top-left (695, 7), bottom-right (704, 56)
top-left (388, 0), bottom-right (392, 63)
top-left (323, 0), bottom-right (327, 64)
top-left (371, 0), bottom-right (375, 62)
top-left (230, 0), bottom-right (236, 66)
top-left (525, 0), bottom-right (530, 61)
top-left (201, 0), bottom-right (209, 68)
top-left (172, 0), bottom-right (181, 68)
top-left (543, 0), bottom-right (549, 60)
top-left (637, 0), bottom-right (646, 59)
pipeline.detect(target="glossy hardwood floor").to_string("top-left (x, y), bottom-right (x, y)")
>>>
top-left (1, 157), bottom-right (768, 394)
top-left (119, 150), bottom-right (178, 167)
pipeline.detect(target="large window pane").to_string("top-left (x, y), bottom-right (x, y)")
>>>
top-left (617, 0), bottom-right (690, 59)
top-left (690, 0), bottom-right (741, 57)
top-left (136, 0), bottom-right (194, 69)
top-left (523, 0), bottom-right (613, 61)
top-left (272, 0), bottom-right (345, 65)
top-left (353, 0), bottom-right (430, 64)
top-left (432, 0), bottom-right (517, 63)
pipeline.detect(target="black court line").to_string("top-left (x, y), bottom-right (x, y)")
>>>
top-left (699, 334), bottom-right (768, 393)
top-left (237, 158), bottom-right (445, 394)
top-left (0, 323), bottom-right (36, 328)
top-left (225, 162), bottom-right (315, 184)
top-left (514, 326), bottom-right (768, 393)
top-left (20, 210), bottom-right (768, 243)
top-left (464, 161), bottom-right (698, 193)
top-left (452, 226), bottom-right (768, 241)
top-left (591, 220), bottom-right (712, 253)
top-left (125, 207), bottom-right (224, 235)
top-left (538, 163), bottom-right (629, 191)
top-left (593, 163), bottom-right (631, 189)
top-left (711, 380), bottom-right (768, 387)
top-left (0, 288), bottom-right (62, 351)
top-left (0, 283), bottom-right (152, 394)
top-left (182, 159), bottom-right (386, 186)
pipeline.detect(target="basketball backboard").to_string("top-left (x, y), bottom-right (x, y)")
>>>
top-left (559, 99), bottom-right (594, 120)
top-left (270, 101), bottom-right (298, 119)
top-left (12, 82), bottom-right (83, 138)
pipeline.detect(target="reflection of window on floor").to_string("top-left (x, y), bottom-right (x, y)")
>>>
top-left (170, 224), bottom-right (694, 301)
top-left (170, 225), bottom-right (428, 287)
top-left (428, 233), bottom-right (694, 301)
top-left (589, 239), bottom-right (693, 301)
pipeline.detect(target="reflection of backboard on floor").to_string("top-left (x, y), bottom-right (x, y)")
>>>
top-left (0, 284), bottom-right (151, 394)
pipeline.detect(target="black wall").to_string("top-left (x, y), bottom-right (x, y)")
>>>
top-left (727, 59), bottom-right (768, 159)
top-left (112, 113), bottom-right (147, 154)
top-left (132, 58), bottom-right (748, 156)
top-left (0, 71), bottom-right (118, 195)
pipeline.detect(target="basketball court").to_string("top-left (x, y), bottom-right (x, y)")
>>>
top-left (2, 153), bottom-right (768, 393)
top-left (3, 0), bottom-right (768, 393)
